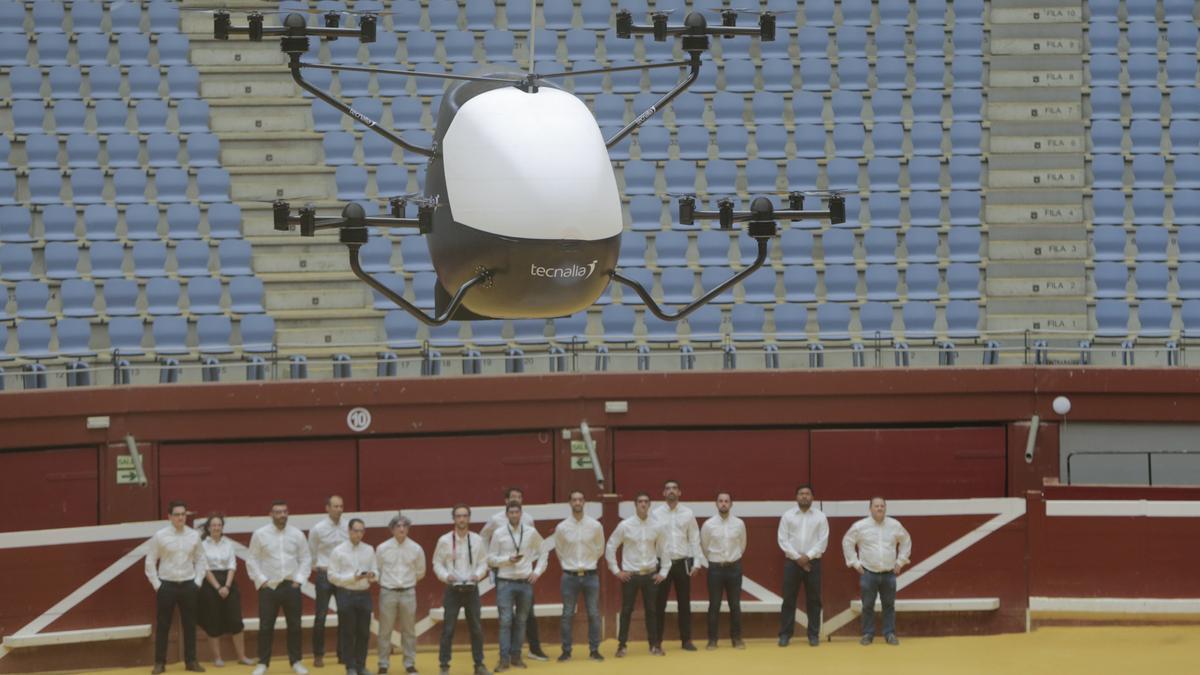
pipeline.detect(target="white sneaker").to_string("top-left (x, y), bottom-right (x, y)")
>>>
top-left (292, 663), bottom-right (310, 675)
top-left (251, 666), bottom-right (266, 675)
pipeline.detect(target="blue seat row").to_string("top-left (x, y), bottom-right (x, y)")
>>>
top-left (0, 203), bottom-right (243, 243)
top-left (0, 239), bottom-right (252, 281)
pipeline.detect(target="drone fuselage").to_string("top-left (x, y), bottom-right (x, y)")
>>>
top-left (424, 74), bottom-right (622, 319)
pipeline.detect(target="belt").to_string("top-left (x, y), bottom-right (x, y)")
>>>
top-left (865, 568), bottom-right (894, 575)
top-left (498, 577), bottom-right (530, 584)
top-left (634, 568), bottom-right (658, 576)
top-left (565, 570), bottom-right (596, 577)
top-left (710, 561), bottom-right (740, 568)
top-left (383, 586), bottom-right (414, 592)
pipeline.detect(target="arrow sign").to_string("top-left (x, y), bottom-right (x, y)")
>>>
top-left (116, 470), bottom-right (141, 485)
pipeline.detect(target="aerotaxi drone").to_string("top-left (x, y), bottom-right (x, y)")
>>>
top-left (215, 6), bottom-right (845, 324)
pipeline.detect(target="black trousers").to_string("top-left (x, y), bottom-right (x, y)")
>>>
top-left (652, 558), bottom-right (692, 643)
top-left (257, 583), bottom-right (303, 666)
top-left (779, 558), bottom-right (823, 640)
top-left (618, 574), bottom-right (659, 647)
top-left (706, 561), bottom-right (743, 641)
top-left (438, 586), bottom-right (485, 667)
top-left (335, 588), bottom-right (372, 672)
top-left (313, 569), bottom-right (341, 660)
top-left (154, 580), bottom-right (198, 664)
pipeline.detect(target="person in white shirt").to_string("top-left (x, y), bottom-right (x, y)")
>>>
top-left (651, 479), bottom-right (705, 652)
top-left (145, 500), bottom-right (206, 674)
top-left (487, 501), bottom-right (546, 672)
top-left (329, 518), bottom-right (378, 675)
top-left (432, 504), bottom-right (491, 675)
top-left (700, 492), bottom-right (747, 650)
top-left (842, 496), bottom-right (912, 646)
top-left (307, 494), bottom-right (348, 668)
top-left (479, 487), bottom-right (547, 661)
top-left (606, 492), bottom-right (669, 658)
top-left (197, 513), bottom-right (254, 667)
top-left (375, 514), bottom-right (425, 675)
top-left (246, 500), bottom-right (312, 675)
top-left (551, 491), bottom-right (605, 662)
top-left (777, 484), bottom-right (830, 647)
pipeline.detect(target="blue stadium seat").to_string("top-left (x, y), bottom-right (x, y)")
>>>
top-left (697, 269), bottom-right (735, 305)
top-left (950, 89), bottom-right (983, 121)
top-left (948, 227), bottom-right (981, 263)
top-left (1092, 191), bottom-right (1126, 226)
top-left (82, 204), bottom-right (118, 241)
top-left (910, 122), bottom-right (944, 157)
top-left (88, 241), bottom-right (126, 279)
top-left (195, 315), bottom-right (233, 355)
top-left (832, 124), bottom-right (866, 158)
top-left (1179, 262), bottom-right (1200, 299)
top-left (906, 264), bottom-right (941, 301)
top-left (1135, 226), bottom-right (1169, 262)
top-left (26, 169), bottom-right (61, 206)
top-left (1092, 225), bottom-right (1128, 262)
top-left (859, 302), bottom-right (895, 340)
top-left (867, 158), bottom-right (901, 192)
top-left (1126, 54), bottom-right (1160, 87)
top-left (60, 279), bottom-right (98, 318)
top-left (816, 303), bottom-right (852, 341)
top-left (825, 158), bottom-right (860, 192)
top-left (240, 314), bottom-right (276, 353)
top-left (186, 276), bottom-right (223, 315)
top-left (946, 263), bottom-right (981, 300)
top-left (229, 276), bottom-right (265, 314)
top-left (71, 0), bottom-right (104, 33)
top-left (945, 300), bottom-right (980, 339)
top-left (798, 58), bottom-right (831, 91)
top-left (823, 265), bottom-right (859, 302)
top-left (660, 268), bottom-right (696, 305)
top-left (667, 126), bottom-right (702, 161)
top-left (704, 160), bottom-right (738, 195)
top-left (652, 231), bottom-right (689, 268)
top-left (10, 67), bottom-right (43, 99)
top-left (148, 1), bottom-right (180, 32)
top-left (146, 277), bottom-right (183, 315)
top-left (165, 204), bottom-right (201, 241)
top-left (905, 228), bottom-right (940, 264)
top-left (0, 206), bottom-right (33, 242)
top-left (1094, 262), bottom-right (1128, 299)
top-left (864, 229), bottom-right (898, 264)
top-left (323, 131), bottom-right (355, 166)
top-left (821, 229), bottom-right (855, 265)
top-left (753, 127), bottom-right (788, 161)
top-left (868, 194), bottom-right (901, 228)
top-left (25, 134), bottom-right (60, 169)
top-left (1166, 21), bottom-right (1198, 54)
top-left (1095, 300), bottom-right (1131, 337)
top-left (66, 133), bottom-right (101, 169)
top-left (772, 303), bottom-right (807, 343)
top-left (217, 240), bottom-right (252, 277)
top-left (1132, 191), bottom-right (1165, 226)
top-left (1170, 121), bottom-right (1200, 154)
top-left (901, 301), bottom-right (937, 340)
top-left (783, 266), bottom-right (817, 302)
top-left (0, 243), bottom-right (35, 281)
top-left (150, 315), bottom-right (189, 356)
top-left (135, 100), bottom-right (169, 134)
top-left (637, 127), bottom-right (671, 161)
top-left (44, 241), bottom-right (82, 280)
top-left (1137, 300), bottom-right (1173, 338)
top-left (15, 280), bottom-right (52, 319)
top-left (1131, 155), bottom-right (1166, 189)
top-left (147, 133), bottom-right (181, 168)
top-left (157, 33), bottom-right (190, 66)
top-left (152, 168), bottom-right (188, 204)
top-left (1134, 262), bottom-right (1169, 300)
top-left (17, 319), bottom-right (55, 360)
top-left (0, 34), bottom-right (28, 66)
top-left (106, 316), bottom-right (146, 357)
top-left (197, 169), bottom-right (231, 203)
top-left (865, 265), bottom-right (900, 302)
top-left (132, 240), bottom-right (169, 277)
top-left (1177, 154), bottom-right (1200, 189)
top-left (1089, 87), bottom-right (1122, 121)
top-left (124, 203), bottom-right (161, 241)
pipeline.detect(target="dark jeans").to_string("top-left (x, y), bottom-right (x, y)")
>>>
top-left (154, 580), bottom-right (198, 664)
top-left (313, 569), bottom-right (340, 660)
top-left (652, 558), bottom-right (692, 643)
top-left (860, 570), bottom-right (897, 637)
top-left (779, 558), bottom-right (822, 640)
top-left (335, 588), bottom-right (372, 672)
top-left (706, 562), bottom-right (743, 641)
top-left (493, 568), bottom-right (540, 651)
top-left (438, 585), bottom-right (485, 667)
top-left (618, 573), bottom-right (659, 648)
top-left (257, 583), bottom-right (303, 666)
top-left (496, 579), bottom-right (533, 660)
top-left (560, 572), bottom-right (600, 654)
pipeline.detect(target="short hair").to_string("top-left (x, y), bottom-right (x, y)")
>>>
top-left (870, 495), bottom-right (887, 506)
top-left (796, 484), bottom-right (814, 495)
top-left (348, 517), bottom-right (365, 530)
top-left (505, 500), bottom-right (522, 512)
top-left (451, 503), bottom-right (471, 517)
top-left (568, 489), bottom-right (585, 500)
top-left (167, 500), bottom-right (187, 514)
top-left (326, 494), bottom-right (343, 506)
top-left (504, 486), bottom-right (523, 500)
top-left (200, 512), bottom-right (224, 539)
top-left (715, 490), bottom-right (733, 501)
top-left (271, 499), bottom-right (288, 509)
top-left (663, 479), bottom-right (680, 489)
top-left (634, 491), bottom-right (651, 501)
top-left (388, 514), bottom-right (411, 530)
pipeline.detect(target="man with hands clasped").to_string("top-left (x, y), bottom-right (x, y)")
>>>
top-left (329, 518), bottom-right (378, 675)
top-left (777, 485), bottom-right (829, 648)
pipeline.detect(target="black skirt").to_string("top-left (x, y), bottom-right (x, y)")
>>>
top-left (198, 569), bottom-right (245, 637)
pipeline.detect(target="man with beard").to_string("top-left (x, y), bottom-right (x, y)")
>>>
top-left (247, 500), bottom-right (312, 675)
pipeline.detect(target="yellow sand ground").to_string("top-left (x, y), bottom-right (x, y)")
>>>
top-left (71, 626), bottom-right (1197, 675)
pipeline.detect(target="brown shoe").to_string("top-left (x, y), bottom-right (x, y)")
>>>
top-left (314, 656), bottom-right (325, 668)
top-left (151, 665), bottom-right (166, 675)
top-left (649, 646), bottom-right (666, 656)
top-left (732, 638), bottom-right (746, 649)
top-left (615, 645), bottom-right (627, 658)
top-left (494, 658), bottom-right (510, 672)
top-left (185, 663), bottom-right (206, 673)
top-left (510, 657), bottom-right (527, 669)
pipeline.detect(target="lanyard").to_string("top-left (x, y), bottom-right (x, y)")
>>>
top-left (452, 532), bottom-right (473, 571)
top-left (507, 523), bottom-right (524, 554)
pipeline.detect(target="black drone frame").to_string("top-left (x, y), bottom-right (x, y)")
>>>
top-left (216, 9), bottom-right (844, 325)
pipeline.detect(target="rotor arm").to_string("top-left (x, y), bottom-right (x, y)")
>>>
top-left (677, 193), bottom-right (846, 229)
top-left (615, 9), bottom-right (776, 44)
top-left (213, 10), bottom-right (375, 42)
top-left (605, 52), bottom-right (701, 149)
top-left (272, 200), bottom-right (435, 236)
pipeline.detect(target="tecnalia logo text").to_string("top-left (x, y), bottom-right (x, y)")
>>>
top-left (530, 260), bottom-right (598, 280)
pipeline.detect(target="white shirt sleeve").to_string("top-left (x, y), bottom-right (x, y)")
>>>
top-left (145, 534), bottom-right (161, 591)
top-left (432, 537), bottom-right (452, 584)
top-left (778, 513), bottom-right (798, 560)
top-left (896, 521), bottom-right (912, 567)
top-left (688, 516), bottom-right (707, 567)
top-left (294, 530), bottom-right (313, 585)
top-left (532, 530), bottom-right (549, 577)
top-left (842, 522), bottom-right (861, 569)
top-left (605, 522), bottom-right (623, 575)
top-left (808, 514), bottom-right (830, 559)
top-left (414, 543), bottom-right (427, 582)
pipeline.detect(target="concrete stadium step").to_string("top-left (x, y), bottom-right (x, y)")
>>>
top-left (990, 24), bottom-right (1083, 56)
top-left (252, 241), bottom-right (350, 274)
top-left (209, 99), bottom-right (316, 133)
top-left (189, 38), bottom-right (289, 67)
top-left (263, 280), bottom-right (372, 312)
top-left (986, 261), bottom-right (1087, 297)
top-left (988, 89), bottom-right (1082, 123)
top-left (989, 56), bottom-right (1083, 90)
top-left (990, 121), bottom-right (1085, 155)
top-left (275, 318), bottom-right (384, 350)
top-left (985, 298), bottom-right (1088, 335)
top-left (225, 166), bottom-right (336, 203)
top-left (984, 190), bottom-right (1083, 226)
top-left (219, 133), bottom-right (324, 168)
top-left (988, 155), bottom-right (1085, 190)
top-left (988, 225), bottom-right (1088, 261)
top-left (989, 0), bottom-right (1083, 25)
top-left (198, 67), bottom-right (302, 99)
